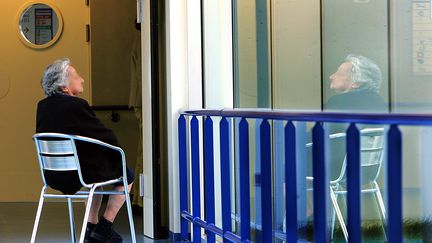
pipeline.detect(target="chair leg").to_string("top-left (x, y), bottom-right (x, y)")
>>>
top-left (373, 182), bottom-right (387, 241)
top-left (330, 193), bottom-right (338, 241)
top-left (67, 198), bottom-right (77, 243)
top-left (373, 182), bottom-right (386, 222)
top-left (31, 186), bottom-right (47, 243)
top-left (78, 187), bottom-right (96, 243)
top-left (124, 185), bottom-right (137, 243)
top-left (330, 187), bottom-right (348, 242)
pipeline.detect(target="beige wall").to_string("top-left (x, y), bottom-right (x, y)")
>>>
top-left (0, 0), bottom-right (90, 201)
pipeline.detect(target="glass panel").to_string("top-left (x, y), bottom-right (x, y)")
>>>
top-left (392, 1), bottom-right (432, 113)
top-left (272, 0), bottom-right (322, 110)
top-left (233, 118), bottom-right (261, 242)
top-left (321, 3), bottom-right (390, 239)
top-left (233, 1), bottom-right (272, 241)
top-left (234, 0), bottom-right (271, 108)
top-left (230, 0), bottom-right (432, 241)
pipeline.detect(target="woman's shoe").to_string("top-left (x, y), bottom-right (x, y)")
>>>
top-left (84, 222), bottom-right (102, 243)
top-left (89, 217), bottom-right (123, 243)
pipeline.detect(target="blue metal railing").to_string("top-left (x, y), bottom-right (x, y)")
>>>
top-left (177, 109), bottom-right (432, 243)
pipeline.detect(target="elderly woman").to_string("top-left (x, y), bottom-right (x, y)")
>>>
top-left (36, 58), bottom-right (133, 243)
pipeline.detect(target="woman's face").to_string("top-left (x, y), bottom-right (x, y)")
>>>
top-left (63, 66), bottom-right (84, 96)
top-left (329, 62), bottom-right (357, 92)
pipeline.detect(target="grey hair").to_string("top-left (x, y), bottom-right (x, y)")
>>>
top-left (345, 54), bottom-right (382, 93)
top-left (40, 58), bottom-right (71, 96)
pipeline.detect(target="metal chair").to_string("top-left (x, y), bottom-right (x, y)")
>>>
top-left (307, 127), bottom-right (386, 242)
top-left (31, 133), bottom-right (136, 243)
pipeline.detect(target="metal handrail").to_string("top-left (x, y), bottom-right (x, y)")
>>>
top-left (182, 108), bottom-right (432, 125)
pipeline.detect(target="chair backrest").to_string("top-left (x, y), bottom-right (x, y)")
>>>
top-left (359, 128), bottom-right (385, 183)
top-left (33, 132), bottom-right (126, 188)
top-left (36, 139), bottom-right (78, 171)
top-left (333, 127), bottom-right (385, 184)
top-left (33, 133), bottom-right (81, 186)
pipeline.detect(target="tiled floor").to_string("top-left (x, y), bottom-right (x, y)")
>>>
top-left (0, 202), bottom-right (170, 243)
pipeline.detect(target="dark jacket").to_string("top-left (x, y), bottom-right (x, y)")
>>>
top-left (324, 89), bottom-right (387, 181)
top-left (36, 94), bottom-right (122, 193)
top-left (325, 88), bottom-right (387, 114)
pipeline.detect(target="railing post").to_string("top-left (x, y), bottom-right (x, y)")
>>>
top-left (220, 117), bottom-right (232, 242)
top-left (191, 116), bottom-right (201, 242)
top-left (347, 123), bottom-right (361, 243)
top-left (312, 122), bottom-right (327, 243)
top-left (239, 118), bottom-right (251, 242)
top-left (178, 115), bottom-right (189, 241)
top-left (204, 116), bottom-right (216, 243)
top-left (260, 119), bottom-right (272, 242)
top-left (285, 121), bottom-right (298, 241)
top-left (387, 125), bottom-right (402, 243)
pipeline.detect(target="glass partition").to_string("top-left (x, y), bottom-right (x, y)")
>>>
top-left (233, 0), bottom-right (271, 108)
top-left (322, 0), bottom-right (390, 113)
top-left (226, 0), bottom-right (432, 241)
top-left (271, 0), bottom-right (322, 110)
top-left (392, 1), bottom-right (432, 113)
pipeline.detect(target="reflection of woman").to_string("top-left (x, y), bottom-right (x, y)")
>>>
top-left (287, 55), bottom-right (388, 233)
top-left (325, 54), bottom-right (386, 113)
top-left (325, 54), bottom-right (386, 181)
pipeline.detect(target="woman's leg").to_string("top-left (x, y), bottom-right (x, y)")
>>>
top-left (104, 183), bottom-right (133, 222)
top-left (88, 194), bottom-right (103, 224)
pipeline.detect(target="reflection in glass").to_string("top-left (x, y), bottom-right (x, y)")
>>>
top-left (230, 0), bottom-right (432, 241)
top-left (19, 4), bottom-right (60, 45)
top-left (325, 54), bottom-right (386, 113)
top-left (322, 0), bottom-right (389, 110)
top-left (272, 0), bottom-right (322, 110)
top-left (323, 56), bottom-right (387, 240)
top-left (233, 0), bottom-right (271, 108)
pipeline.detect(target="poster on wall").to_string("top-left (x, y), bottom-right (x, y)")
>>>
top-left (412, 0), bottom-right (432, 75)
top-left (34, 8), bottom-right (53, 45)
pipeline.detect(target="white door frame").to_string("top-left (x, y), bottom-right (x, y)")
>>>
top-left (140, 0), bottom-right (154, 238)
top-left (165, 0), bottom-right (234, 238)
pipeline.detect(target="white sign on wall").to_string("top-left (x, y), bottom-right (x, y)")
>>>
top-left (412, 0), bottom-right (432, 75)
